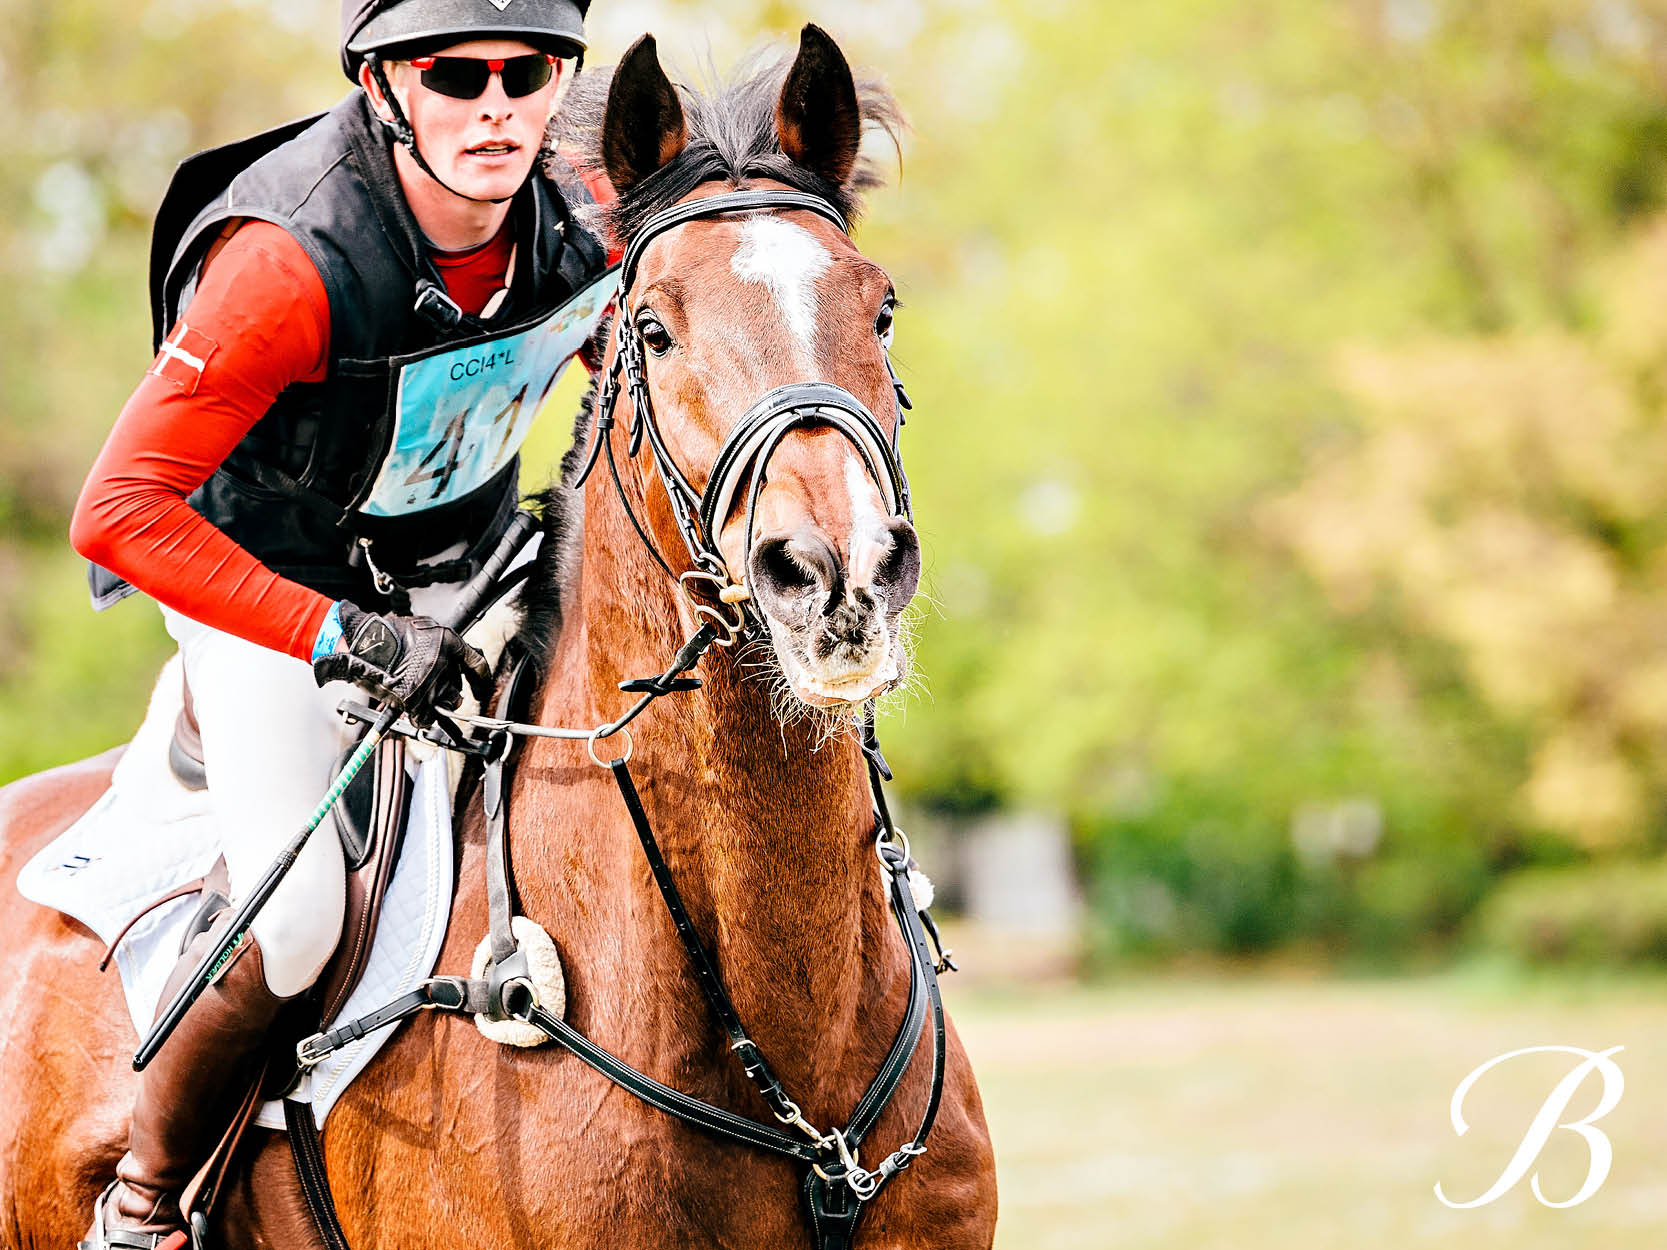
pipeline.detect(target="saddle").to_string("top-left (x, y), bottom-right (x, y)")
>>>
top-left (165, 675), bottom-right (412, 1014)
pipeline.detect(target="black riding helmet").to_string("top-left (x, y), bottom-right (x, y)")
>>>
top-left (341, 0), bottom-right (589, 80)
top-left (340, 0), bottom-right (590, 204)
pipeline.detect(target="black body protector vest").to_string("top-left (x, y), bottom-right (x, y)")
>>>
top-left (91, 91), bottom-right (613, 609)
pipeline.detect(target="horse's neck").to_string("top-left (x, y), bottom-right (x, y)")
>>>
top-left (522, 471), bottom-right (897, 1086)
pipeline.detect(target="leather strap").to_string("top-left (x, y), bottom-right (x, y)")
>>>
top-left (286, 1098), bottom-right (350, 1250)
top-left (802, 1167), bottom-right (863, 1250)
top-left (178, 1056), bottom-right (270, 1231)
top-left (483, 746), bottom-right (517, 968)
top-left (606, 757), bottom-right (799, 1123)
top-left (517, 997), bottom-right (825, 1164)
top-left (617, 190), bottom-right (847, 294)
top-left (482, 647), bottom-right (533, 1005)
top-left (97, 877), bottom-right (209, 972)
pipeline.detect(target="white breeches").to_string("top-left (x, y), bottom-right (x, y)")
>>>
top-left (161, 581), bottom-right (472, 998)
top-left (163, 607), bottom-right (352, 997)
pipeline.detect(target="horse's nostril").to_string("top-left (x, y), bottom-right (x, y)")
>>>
top-left (749, 531), bottom-right (841, 618)
top-left (870, 520), bottom-right (922, 608)
top-left (757, 539), bottom-right (817, 597)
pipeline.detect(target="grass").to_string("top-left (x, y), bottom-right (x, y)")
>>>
top-left (947, 963), bottom-right (1667, 1249)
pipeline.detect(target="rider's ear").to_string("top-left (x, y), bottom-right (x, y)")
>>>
top-left (358, 61), bottom-right (397, 124)
top-left (775, 24), bottom-right (861, 188)
top-left (602, 35), bottom-right (688, 193)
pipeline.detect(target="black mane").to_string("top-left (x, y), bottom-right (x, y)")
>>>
top-left (514, 48), bottom-right (904, 668)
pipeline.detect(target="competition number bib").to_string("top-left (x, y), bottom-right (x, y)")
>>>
top-left (360, 271), bottom-right (616, 518)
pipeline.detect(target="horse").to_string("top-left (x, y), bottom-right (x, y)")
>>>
top-left (0, 27), bottom-right (997, 1249)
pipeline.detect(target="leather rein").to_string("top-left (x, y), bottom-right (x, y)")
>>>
top-left (295, 188), bottom-right (952, 1249)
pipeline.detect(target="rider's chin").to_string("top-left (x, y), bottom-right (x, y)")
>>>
top-left (450, 151), bottom-right (523, 197)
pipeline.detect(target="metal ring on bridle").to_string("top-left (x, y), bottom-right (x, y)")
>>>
top-left (678, 569), bottom-right (748, 643)
top-left (874, 824), bottom-right (912, 869)
top-left (810, 1127), bottom-right (865, 1186)
top-left (587, 725), bottom-right (634, 768)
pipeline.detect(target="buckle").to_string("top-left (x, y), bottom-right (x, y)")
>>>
top-left (295, 1033), bottom-right (330, 1070)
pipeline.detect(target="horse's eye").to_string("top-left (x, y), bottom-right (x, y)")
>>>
top-left (875, 299), bottom-right (896, 347)
top-left (638, 314), bottom-right (674, 357)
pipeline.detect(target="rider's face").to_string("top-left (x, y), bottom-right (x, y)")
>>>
top-left (369, 38), bottom-right (569, 202)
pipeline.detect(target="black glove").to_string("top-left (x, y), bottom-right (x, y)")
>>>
top-left (312, 601), bottom-right (494, 726)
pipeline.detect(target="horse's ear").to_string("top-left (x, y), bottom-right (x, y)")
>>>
top-left (602, 35), bottom-right (688, 193)
top-left (775, 24), bottom-right (861, 187)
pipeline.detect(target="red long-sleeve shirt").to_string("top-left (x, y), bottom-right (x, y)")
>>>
top-left (71, 161), bottom-right (620, 663)
top-left (70, 220), bottom-right (519, 662)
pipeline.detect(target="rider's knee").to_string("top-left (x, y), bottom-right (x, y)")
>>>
top-left (247, 833), bottom-right (345, 997)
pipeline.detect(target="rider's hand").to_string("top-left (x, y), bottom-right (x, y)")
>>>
top-left (311, 601), bottom-right (494, 726)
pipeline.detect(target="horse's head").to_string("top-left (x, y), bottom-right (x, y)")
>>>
top-left (583, 28), bottom-right (919, 715)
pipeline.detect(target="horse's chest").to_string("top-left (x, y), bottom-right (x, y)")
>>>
top-left (355, 1107), bottom-right (811, 1247)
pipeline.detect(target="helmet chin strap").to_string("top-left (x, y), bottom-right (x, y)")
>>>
top-left (365, 52), bottom-right (520, 207)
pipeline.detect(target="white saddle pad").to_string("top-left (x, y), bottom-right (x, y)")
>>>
top-left (15, 655), bottom-right (457, 1131)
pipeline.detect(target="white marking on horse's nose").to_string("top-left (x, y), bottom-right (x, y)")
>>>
top-left (731, 217), bottom-right (831, 364)
top-left (844, 455), bottom-right (890, 591)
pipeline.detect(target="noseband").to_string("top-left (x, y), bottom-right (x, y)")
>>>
top-left (574, 188), bottom-right (915, 639)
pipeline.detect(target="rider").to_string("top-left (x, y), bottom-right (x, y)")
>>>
top-left (69, 2), bottom-right (612, 1244)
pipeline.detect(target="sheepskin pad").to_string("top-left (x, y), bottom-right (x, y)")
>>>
top-left (471, 915), bottom-right (567, 1047)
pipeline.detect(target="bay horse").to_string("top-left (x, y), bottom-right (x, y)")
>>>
top-left (0, 26), bottom-right (997, 1249)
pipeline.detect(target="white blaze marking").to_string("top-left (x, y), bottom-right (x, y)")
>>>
top-left (844, 456), bottom-right (889, 592)
top-left (730, 216), bottom-right (831, 361)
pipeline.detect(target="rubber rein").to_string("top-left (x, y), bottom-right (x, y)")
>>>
top-left (294, 189), bottom-right (952, 1250)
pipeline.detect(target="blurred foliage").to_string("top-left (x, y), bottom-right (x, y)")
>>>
top-left (1473, 859), bottom-right (1667, 964)
top-left (1271, 220), bottom-right (1667, 852)
top-left (12, 0), bottom-right (1667, 964)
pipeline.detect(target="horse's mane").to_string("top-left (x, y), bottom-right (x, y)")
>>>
top-left (514, 48), bottom-right (904, 668)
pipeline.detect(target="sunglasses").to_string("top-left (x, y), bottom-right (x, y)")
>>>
top-left (408, 53), bottom-right (561, 101)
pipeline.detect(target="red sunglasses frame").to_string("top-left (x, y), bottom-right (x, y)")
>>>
top-left (407, 53), bottom-right (563, 99)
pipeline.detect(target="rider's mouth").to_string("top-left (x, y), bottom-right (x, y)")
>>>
top-left (464, 141), bottom-right (520, 159)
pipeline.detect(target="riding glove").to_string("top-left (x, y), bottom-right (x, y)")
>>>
top-left (311, 601), bottom-right (494, 725)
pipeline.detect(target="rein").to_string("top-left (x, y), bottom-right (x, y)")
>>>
top-left (294, 187), bottom-right (948, 1250)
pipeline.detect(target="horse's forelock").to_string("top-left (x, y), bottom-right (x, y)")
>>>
top-left (549, 46), bottom-right (905, 246)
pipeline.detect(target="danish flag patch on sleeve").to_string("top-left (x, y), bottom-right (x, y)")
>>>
top-left (149, 324), bottom-right (218, 395)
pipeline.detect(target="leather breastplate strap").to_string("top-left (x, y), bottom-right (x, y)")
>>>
top-left (292, 727), bottom-right (948, 1250)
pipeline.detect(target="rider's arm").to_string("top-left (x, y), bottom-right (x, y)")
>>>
top-left (69, 223), bottom-right (336, 662)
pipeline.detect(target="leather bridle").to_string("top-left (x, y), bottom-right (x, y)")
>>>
top-left (292, 187), bottom-right (948, 1250)
top-left (572, 187), bottom-right (914, 638)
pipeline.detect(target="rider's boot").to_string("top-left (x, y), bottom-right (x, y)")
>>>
top-left (81, 914), bottom-right (292, 1250)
